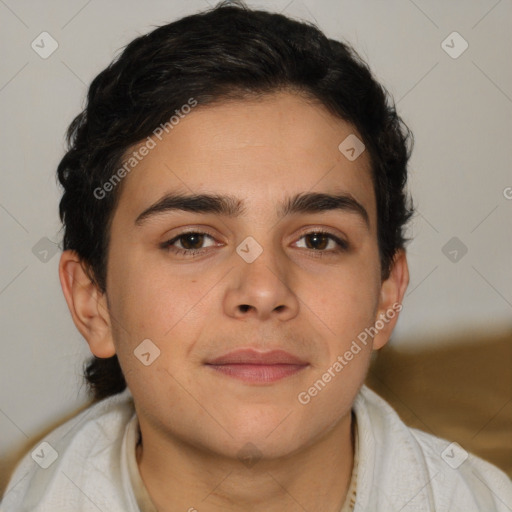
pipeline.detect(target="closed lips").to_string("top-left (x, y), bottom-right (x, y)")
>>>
top-left (205, 349), bottom-right (308, 366)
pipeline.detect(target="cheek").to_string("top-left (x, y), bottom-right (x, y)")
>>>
top-left (106, 261), bottom-right (219, 401)
top-left (295, 352), bottom-right (369, 447)
top-left (311, 260), bottom-right (381, 337)
top-left (297, 277), bottom-right (378, 423)
top-left (109, 255), bottom-right (208, 341)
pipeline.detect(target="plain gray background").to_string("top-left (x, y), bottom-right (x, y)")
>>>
top-left (1, 0), bottom-right (511, 471)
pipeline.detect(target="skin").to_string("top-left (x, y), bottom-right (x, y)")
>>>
top-left (59, 91), bottom-right (409, 512)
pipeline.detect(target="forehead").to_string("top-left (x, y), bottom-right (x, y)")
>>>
top-left (114, 91), bottom-right (376, 225)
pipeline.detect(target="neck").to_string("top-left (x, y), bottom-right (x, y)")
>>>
top-left (136, 410), bottom-right (356, 512)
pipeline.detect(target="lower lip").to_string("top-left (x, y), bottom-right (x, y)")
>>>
top-left (206, 364), bottom-right (308, 383)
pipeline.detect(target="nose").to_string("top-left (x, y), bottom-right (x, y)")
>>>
top-left (223, 243), bottom-right (300, 322)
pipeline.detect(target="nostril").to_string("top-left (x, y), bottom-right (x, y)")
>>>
top-left (239, 304), bottom-right (251, 313)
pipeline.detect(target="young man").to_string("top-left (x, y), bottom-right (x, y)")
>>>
top-left (2, 1), bottom-right (511, 511)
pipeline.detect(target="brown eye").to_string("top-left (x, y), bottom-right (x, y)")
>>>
top-left (304, 233), bottom-right (330, 250)
top-left (161, 231), bottom-right (217, 256)
top-left (295, 231), bottom-right (348, 252)
top-left (176, 233), bottom-right (206, 250)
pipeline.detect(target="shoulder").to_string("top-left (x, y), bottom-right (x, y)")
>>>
top-left (411, 426), bottom-right (512, 511)
top-left (1, 388), bottom-right (137, 512)
top-left (353, 385), bottom-right (512, 512)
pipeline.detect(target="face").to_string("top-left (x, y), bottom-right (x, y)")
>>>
top-left (93, 91), bottom-right (403, 459)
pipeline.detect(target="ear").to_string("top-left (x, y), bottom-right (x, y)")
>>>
top-left (372, 249), bottom-right (409, 351)
top-left (58, 250), bottom-right (116, 358)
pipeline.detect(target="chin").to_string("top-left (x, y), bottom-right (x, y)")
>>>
top-left (212, 435), bottom-right (304, 465)
top-left (217, 418), bottom-right (308, 458)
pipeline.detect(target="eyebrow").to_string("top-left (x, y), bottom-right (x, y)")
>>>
top-left (134, 191), bottom-right (370, 228)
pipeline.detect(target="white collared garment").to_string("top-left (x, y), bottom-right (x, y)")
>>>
top-left (1, 385), bottom-right (511, 511)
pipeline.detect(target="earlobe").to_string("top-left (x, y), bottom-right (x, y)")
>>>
top-left (372, 249), bottom-right (409, 351)
top-left (58, 250), bottom-right (116, 358)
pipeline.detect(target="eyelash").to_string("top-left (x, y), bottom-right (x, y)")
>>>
top-left (160, 229), bottom-right (349, 258)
